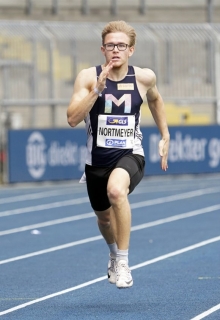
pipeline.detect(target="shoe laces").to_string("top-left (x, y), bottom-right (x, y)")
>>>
top-left (116, 261), bottom-right (131, 278)
top-left (109, 258), bottom-right (116, 272)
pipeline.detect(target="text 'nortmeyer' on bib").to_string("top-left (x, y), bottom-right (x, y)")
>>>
top-left (97, 115), bottom-right (135, 149)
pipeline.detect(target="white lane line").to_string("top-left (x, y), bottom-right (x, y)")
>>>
top-left (1, 202), bottom-right (220, 237)
top-left (0, 236), bottom-right (219, 316)
top-left (0, 181), bottom-right (78, 191)
top-left (0, 188), bottom-right (84, 204)
top-left (0, 186), bottom-right (220, 219)
top-left (130, 187), bottom-right (220, 209)
top-left (1, 203), bottom-right (219, 264)
top-left (130, 236), bottom-right (220, 270)
top-left (0, 183), bottom-right (192, 203)
top-left (0, 197), bottom-right (89, 218)
top-left (130, 204), bottom-right (220, 231)
top-left (133, 183), bottom-right (220, 195)
top-left (0, 212), bottom-right (95, 236)
top-left (190, 303), bottom-right (220, 320)
top-left (0, 235), bottom-right (102, 265)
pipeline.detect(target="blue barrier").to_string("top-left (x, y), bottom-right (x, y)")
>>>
top-left (8, 129), bottom-right (87, 183)
top-left (7, 126), bottom-right (220, 183)
top-left (145, 126), bottom-right (220, 175)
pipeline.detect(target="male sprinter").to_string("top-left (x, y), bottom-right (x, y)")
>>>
top-left (67, 21), bottom-right (170, 289)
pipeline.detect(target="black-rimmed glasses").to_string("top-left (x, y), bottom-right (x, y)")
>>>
top-left (103, 43), bottom-right (129, 51)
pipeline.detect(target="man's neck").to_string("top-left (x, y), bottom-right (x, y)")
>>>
top-left (103, 63), bottom-right (129, 82)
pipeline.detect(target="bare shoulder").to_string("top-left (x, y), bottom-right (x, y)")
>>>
top-left (75, 66), bottom-right (97, 88)
top-left (134, 66), bottom-right (156, 88)
top-left (70, 66), bottom-right (97, 101)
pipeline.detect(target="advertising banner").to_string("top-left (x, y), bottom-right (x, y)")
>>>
top-left (7, 125), bottom-right (220, 183)
top-left (8, 129), bottom-right (87, 183)
top-left (143, 125), bottom-right (220, 175)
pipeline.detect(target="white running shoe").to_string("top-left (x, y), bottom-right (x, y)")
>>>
top-left (115, 260), bottom-right (133, 289)
top-left (107, 256), bottom-right (116, 284)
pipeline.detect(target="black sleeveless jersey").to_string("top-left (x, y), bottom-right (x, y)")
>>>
top-left (84, 65), bottom-right (144, 167)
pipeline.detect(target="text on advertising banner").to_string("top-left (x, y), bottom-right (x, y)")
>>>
top-left (7, 125), bottom-right (220, 183)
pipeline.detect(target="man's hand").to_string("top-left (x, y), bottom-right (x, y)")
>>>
top-left (159, 137), bottom-right (170, 171)
top-left (95, 61), bottom-right (114, 93)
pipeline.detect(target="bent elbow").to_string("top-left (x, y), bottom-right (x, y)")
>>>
top-left (67, 107), bottom-right (79, 127)
top-left (67, 115), bottom-right (77, 128)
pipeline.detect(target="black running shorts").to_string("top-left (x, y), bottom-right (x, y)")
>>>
top-left (85, 154), bottom-right (145, 211)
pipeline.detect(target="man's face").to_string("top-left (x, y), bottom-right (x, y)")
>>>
top-left (101, 32), bottom-right (134, 67)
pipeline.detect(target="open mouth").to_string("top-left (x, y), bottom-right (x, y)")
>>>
top-left (112, 56), bottom-right (120, 61)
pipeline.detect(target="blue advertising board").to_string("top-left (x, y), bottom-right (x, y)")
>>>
top-left (8, 129), bottom-right (87, 183)
top-left (7, 125), bottom-right (220, 183)
top-left (143, 125), bottom-right (220, 175)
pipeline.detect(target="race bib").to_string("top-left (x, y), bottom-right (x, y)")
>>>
top-left (97, 114), bottom-right (135, 149)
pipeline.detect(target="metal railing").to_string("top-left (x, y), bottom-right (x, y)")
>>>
top-left (0, 0), bottom-right (218, 22)
top-left (0, 22), bottom-right (220, 127)
top-left (0, 21), bottom-right (220, 183)
top-left (24, 0), bottom-right (217, 17)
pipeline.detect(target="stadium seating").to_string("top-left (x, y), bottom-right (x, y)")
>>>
top-left (0, 0), bottom-right (219, 23)
top-left (141, 103), bottom-right (211, 126)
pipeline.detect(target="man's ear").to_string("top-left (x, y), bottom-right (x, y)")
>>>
top-left (101, 46), bottom-right (105, 55)
top-left (128, 46), bottom-right (135, 57)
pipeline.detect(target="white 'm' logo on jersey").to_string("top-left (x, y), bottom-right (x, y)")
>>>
top-left (104, 94), bottom-right (131, 113)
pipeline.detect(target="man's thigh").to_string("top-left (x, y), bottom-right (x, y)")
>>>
top-left (85, 164), bottom-right (112, 211)
top-left (85, 153), bottom-right (145, 210)
top-left (115, 154), bottom-right (145, 194)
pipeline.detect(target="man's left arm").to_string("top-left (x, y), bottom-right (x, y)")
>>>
top-left (147, 81), bottom-right (170, 171)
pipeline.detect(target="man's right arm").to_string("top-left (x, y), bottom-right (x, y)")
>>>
top-left (67, 61), bottom-right (114, 127)
top-left (67, 61), bottom-right (113, 127)
top-left (67, 68), bottom-right (99, 128)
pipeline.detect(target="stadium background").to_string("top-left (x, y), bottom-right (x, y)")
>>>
top-left (0, 0), bottom-right (220, 183)
top-left (0, 2), bottom-right (220, 319)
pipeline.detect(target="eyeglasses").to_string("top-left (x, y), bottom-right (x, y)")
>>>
top-left (103, 43), bottom-right (129, 51)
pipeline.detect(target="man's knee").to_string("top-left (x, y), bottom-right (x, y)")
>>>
top-left (107, 185), bottom-right (127, 204)
top-left (97, 217), bottom-right (111, 228)
top-left (95, 210), bottom-right (111, 228)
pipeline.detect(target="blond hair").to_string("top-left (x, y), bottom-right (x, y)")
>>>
top-left (101, 21), bottom-right (136, 47)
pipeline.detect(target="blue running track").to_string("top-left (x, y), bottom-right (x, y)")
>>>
top-left (0, 174), bottom-right (220, 320)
